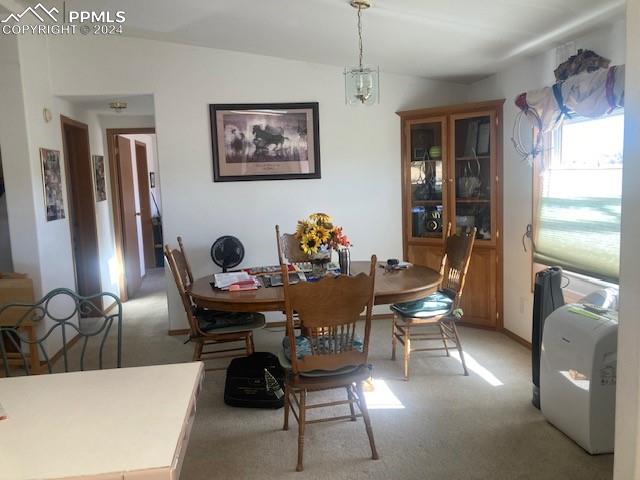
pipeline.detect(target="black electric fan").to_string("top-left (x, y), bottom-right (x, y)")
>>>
top-left (210, 236), bottom-right (245, 272)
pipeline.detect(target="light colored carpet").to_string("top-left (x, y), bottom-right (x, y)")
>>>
top-left (117, 270), bottom-right (613, 480)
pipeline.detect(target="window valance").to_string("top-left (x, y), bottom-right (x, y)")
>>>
top-left (515, 65), bottom-right (625, 133)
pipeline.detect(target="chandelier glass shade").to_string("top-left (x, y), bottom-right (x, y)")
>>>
top-left (344, 65), bottom-right (379, 106)
top-left (344, 0), bottom-right (379, 106)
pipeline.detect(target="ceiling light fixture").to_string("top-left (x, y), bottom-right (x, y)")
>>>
top-left (344, 0), bottom-right (379, 106)
top-left (109, 101), bottom-right (128, 113)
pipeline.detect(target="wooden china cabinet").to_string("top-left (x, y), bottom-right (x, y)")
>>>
top-left (397, 100), bottom-right (504, 329)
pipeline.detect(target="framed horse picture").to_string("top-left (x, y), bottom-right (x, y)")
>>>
top-left (210, 102), bottom-right (321, 182)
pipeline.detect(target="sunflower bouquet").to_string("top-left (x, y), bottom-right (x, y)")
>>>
top-left (295, 213), bottom-right (351, 256)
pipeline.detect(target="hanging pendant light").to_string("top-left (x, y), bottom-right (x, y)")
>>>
top-left (344, 0), bottom-right (379, 106)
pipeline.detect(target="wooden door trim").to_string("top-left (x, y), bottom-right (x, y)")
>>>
top-left (60, 115), bottom-right (102, 309)
top-left (106, 128), bottom-right (155, 301)
top-left (134, 140), bottom-right (155, 270)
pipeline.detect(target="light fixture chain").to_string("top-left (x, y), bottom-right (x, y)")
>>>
top-left (357, 6), bottom-right (363, 70)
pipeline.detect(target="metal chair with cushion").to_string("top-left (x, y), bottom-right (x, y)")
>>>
top-left (165, 239), bottom-right (265, 371)
top-left (0, 288), bottom-right (122, 376)
top-left (391, 223), bottom-right (476, 380)
top-left (280, 255), bottom-right (379, 472)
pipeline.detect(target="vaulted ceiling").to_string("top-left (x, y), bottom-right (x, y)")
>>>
top-left (19, 0), bottom-right (625, 83)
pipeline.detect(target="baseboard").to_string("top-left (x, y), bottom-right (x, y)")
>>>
top-left (456, 321), bottom-right (498, 331)
top-left (502, 328), bottom-right (532, 350)
top-left (168, 328), bottom-right (190, 336)
top-left (104, 300), bottom-right (118, 314)
top-left (372, 313), bottom-right (394, 321)
top-left (40, 333), bottom-right (81, 367)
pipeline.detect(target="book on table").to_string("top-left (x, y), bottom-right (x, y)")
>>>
top-left (213, 272), bottom-right (260, 291)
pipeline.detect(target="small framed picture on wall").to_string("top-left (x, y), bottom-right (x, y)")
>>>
top-left (92, 155), bottom-right (107, 202)
top-left (40, 148), bottom-right (66, 221)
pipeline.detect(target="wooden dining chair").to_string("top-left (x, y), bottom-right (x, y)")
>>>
top-left (391, 223), bottom-right (476, 380)
top-left (177, 236), bottom-right (194, 285)
top-left (281, 255), bottom-right (379, 472)
top-left (164, 242), bottom-right (265, 371)
top-left (276, 225), bottom-right (309, 264)
top-left (0, 289), bottom-right (122, 376)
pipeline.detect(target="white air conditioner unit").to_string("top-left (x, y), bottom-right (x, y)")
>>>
top-left (540, 303), bottom-right (617, 454)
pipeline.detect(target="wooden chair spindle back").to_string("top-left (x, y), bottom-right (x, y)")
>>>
top-left (276, 225), bottom-right (309, 264)
top-left (438, 224), bottom-right (476, 308)
top-left (177, 236), bottom-right (194, 285)
top-left (164, 244), bottom-right (201, 337)
top-left (282, 255), bottom-right (377, 374)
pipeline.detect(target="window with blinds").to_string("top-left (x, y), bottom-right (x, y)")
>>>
top-left (534, 112), bottom-right (624, 283)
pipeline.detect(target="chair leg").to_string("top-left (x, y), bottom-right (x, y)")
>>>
top-left (192, 341), bottom-right (203, 362)
top-left (451, 320), bottom-right (468, 376)
top-left (391, 315), bottom-right (397, 361)
top-left (249, 332), bottom-right (255, 354)
top-left (283, 381), bottom-right (290, 431)
top-left (356, 381), bottom-right (379, 460)
top-left (244, 333), bottom-right (254, 356)
top-left (403, 326), bottom-right (411, 381)
top-left (440, 323), bottom-right (450, 357)
top-left (296, 389), bottom-right (307, 472)
top-left (347, 385), bottom-right (357, 421)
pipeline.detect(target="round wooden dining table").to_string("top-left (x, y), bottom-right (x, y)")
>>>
top-left (190, 261), bottom-right (442, 312)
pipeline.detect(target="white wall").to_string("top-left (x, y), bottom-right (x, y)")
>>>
top-left (29, 34), bottom-right (469, 329)
top-left (469, 19), bottom-right (626, 341)
top-left (0, 34), bottom-right (42, 289)
top-left (614, 0), bottom-right (640, 476)
top-left (13, 31), bottom-right (78, 299)
top-left (3, 20), bottom-right (161, 305)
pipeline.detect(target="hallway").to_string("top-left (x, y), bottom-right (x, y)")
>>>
top-left (118, 268), bottom-right (190, 367)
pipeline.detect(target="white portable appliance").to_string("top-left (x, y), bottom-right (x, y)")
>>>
top-left (540, 303), bottom-right (618, 454)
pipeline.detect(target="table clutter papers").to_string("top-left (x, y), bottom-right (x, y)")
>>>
top-left (263, 271), bottom-right (306, 287)
top-left (213, 271), bottom-right (261, 291)
top-left (381, 261), bottom-right (413, 271)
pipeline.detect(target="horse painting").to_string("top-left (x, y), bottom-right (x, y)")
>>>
top-left (252, 124), bottom-right (289, 154)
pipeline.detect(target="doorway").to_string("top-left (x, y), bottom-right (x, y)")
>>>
top-left (60, 116), bottom-right (102, 308)
top-left (107, 128), bottom-right (162, 301)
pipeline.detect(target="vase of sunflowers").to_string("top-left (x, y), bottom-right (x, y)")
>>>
top-left (296, 213), bottom-right (351, 277)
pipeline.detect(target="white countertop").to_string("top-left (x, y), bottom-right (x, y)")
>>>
top-left (0, 362), bottom-right (204, 480)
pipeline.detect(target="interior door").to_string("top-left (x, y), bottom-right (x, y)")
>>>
top-left (117, 136), bottom-right (142, 297)
top-left (135, 141), bottom-right (155, 269)
top-left (61, 118), bottom-right (102, 309)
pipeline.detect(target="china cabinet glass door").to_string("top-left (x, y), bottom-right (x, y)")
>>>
top-left (452, 113), bottom-right (494, 242)
top-left (408, 120), bottom-right (447, 240)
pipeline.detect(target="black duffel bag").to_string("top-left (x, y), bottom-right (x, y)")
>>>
top-left (224, 352), bottom-right (285, 409)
